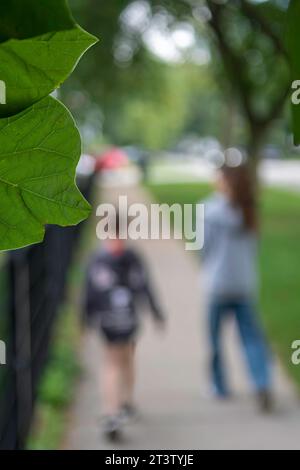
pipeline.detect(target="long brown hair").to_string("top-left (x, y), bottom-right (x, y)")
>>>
top-left (220, 164), bottom-right (257, 231)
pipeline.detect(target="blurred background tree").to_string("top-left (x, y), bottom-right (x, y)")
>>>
top-left (205, 0), bottom-right (289, 161)
top-left (64, 0), bottom-right (291, 160)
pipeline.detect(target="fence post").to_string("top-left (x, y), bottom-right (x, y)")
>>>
top-left (12, 252), bottom-right (33, 449)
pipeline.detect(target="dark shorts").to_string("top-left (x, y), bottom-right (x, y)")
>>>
top-left (100, 327), bottom-right (137, 345)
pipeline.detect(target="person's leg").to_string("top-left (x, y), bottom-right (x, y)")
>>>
top-left (101, 343), bottom-right (124, 416)
top-left (234, 301), bottom-right (271, 392)
top-left (121, 342), bottom-right (136, 406)
top-left (208, 301), bottom-right (229, 397)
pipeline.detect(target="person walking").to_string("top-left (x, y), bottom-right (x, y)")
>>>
top-left (199, 164), bottom-right (272, 412)
top-left (83, 215), bottom-right (166, 441)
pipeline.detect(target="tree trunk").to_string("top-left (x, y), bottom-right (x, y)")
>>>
top-left (247, 124), bottom-right (266, 191)
top-left (222, 96), bottom-right (236, 149)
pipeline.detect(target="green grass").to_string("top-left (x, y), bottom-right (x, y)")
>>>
top-left (147, 182), bottom-right (300, 389)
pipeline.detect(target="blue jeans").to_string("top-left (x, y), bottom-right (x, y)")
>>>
top-left (208, 299), bottom-right (271, 396)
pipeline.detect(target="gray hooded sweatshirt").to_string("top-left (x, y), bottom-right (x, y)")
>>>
top-left (199, 192), bottom-right (258, 301)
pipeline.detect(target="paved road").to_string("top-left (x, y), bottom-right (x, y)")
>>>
top-left (64, 185), bottom-right (300, 450)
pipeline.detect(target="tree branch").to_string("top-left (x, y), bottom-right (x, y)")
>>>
top-left (240, 0), bottom-right (287, 57)
top-left (259, 84), bottom-right (290, 129)
top-left (206, 1), bottom-right (256, 124)
top-left (206, 0), bottom-right (289, 131)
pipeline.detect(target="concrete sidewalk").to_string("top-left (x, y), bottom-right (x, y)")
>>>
top-left (64, 185), bottom-right (300, 450)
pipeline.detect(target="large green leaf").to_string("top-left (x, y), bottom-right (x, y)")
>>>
top-left (287, 0), bottom-right (300, 145)
top-left (0, 0), bottom-right (98, 251)
top-left (0, 0), bottom-right (75, 41)
top-left (0, 27), bottom-right (97, 117)
top-left (0, 96), bottom-right (90, 251)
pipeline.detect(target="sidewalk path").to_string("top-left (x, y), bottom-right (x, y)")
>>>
top-left (64, 184), bottom-right (300, 450)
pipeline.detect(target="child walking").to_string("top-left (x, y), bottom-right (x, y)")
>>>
top-left (200, 164), bottom-right (272, 412)
top-left (84, 215), bottom-right (165, 441)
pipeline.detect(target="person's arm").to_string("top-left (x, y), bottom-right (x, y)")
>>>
top-left (199, 202), bottom-right (215, 263)
top-left (81, 254), bottom-right (103, 328)
top-left (143, 275), bottom-right (165, 323)
top-left (129, 252), bottom-right (166, 323)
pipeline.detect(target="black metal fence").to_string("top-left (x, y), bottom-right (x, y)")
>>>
top-left (0, 174), bottom-right (94, 450)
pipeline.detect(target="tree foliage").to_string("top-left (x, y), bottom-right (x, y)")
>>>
top-left (287, 0), bottom-right (300, 145)
top-left (67, 0), bottom-right (292, 158)
top-left (205, 0), bottom-right (289, 156)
